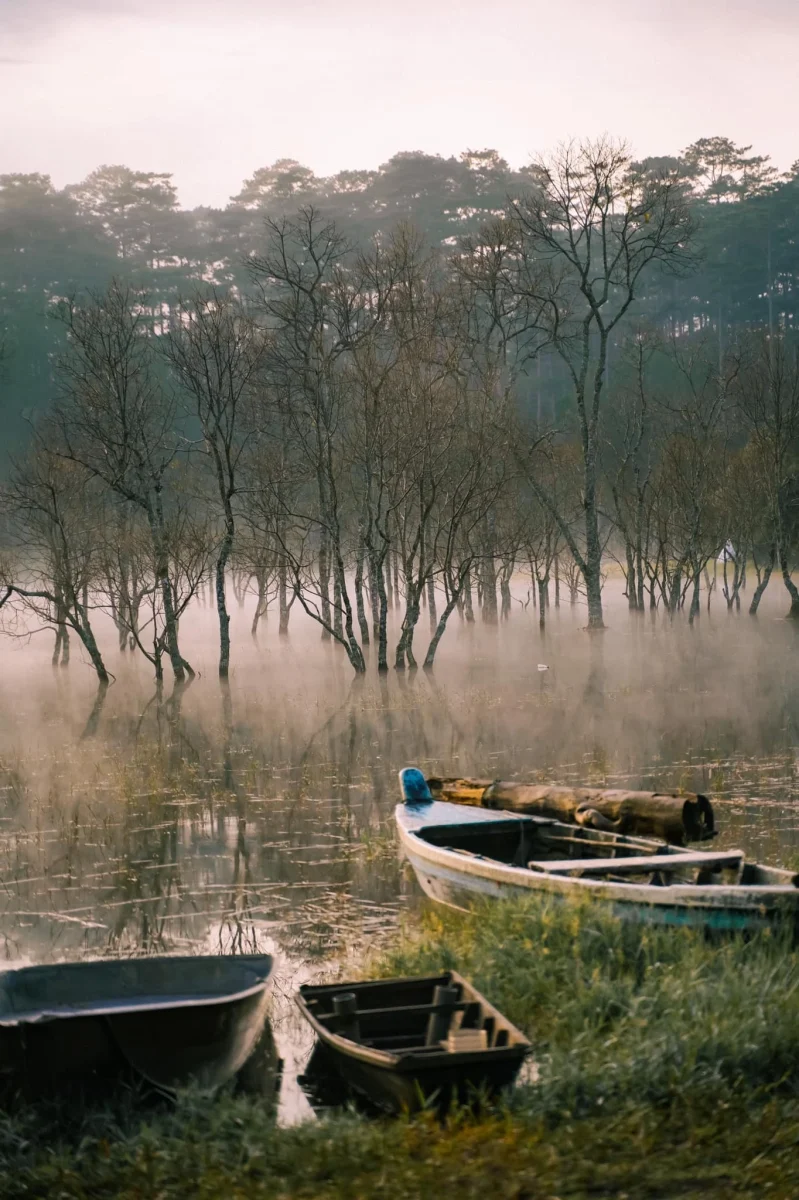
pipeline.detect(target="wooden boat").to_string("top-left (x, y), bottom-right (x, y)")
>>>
top-left (296, 971), bottom-right (530, 1114)
top-left (299, 1042), bottom-right (388, 1117)
top-left (397, 769), bottom-right (799, 933)
top-left (0, 953), bottom-right (275, 1100)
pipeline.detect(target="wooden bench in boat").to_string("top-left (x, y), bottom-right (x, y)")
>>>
top-left (527, 850), bottom-right (744, 877)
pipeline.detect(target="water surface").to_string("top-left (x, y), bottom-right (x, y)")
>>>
top-left (2, 581), bottom-right (798, 1119)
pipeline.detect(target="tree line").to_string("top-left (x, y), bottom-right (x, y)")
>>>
top-left (2, 133), bottom-right (798, 452)
top-left (1, 138), bottom-right (798, 687)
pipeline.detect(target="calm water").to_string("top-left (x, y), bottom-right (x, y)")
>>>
top-left (2, 579), bottom-right (799, 1120)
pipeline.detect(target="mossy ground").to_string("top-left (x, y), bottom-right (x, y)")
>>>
top-left (3, 897), bottom-right (799, 1198)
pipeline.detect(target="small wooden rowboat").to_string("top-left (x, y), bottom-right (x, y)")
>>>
top-left (296, 972), bottom-right (530, 1113)
top-left (397, 769), bottom-right (799, 933)
top-left (0, 954), bottom-right (275, 1099)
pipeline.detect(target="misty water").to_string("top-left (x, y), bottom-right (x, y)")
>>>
top-left (2, 578), bottom-right (799, 1121)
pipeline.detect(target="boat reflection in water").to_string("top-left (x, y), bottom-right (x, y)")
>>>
top-left (299, 1043), bottom-right (386, 1117)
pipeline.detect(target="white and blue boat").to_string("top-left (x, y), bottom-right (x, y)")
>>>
top-left (396, 769), bottom-right (799, 933)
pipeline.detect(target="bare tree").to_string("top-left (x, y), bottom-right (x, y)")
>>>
top-left (606, 333), bottom-right (660, 612)
top-left (249, 210), bottom-right (392, 672)
top-left (734, 334), bottom-right (799, 619)
top-left (648, 337), bottom-right (734, 622)
top-left (0, 449), bottom-right (110, 683)
top-left (48, 281), bottom-right (194, 681)
top-left (100, 491), bottom-right (212, 683)
top-left (161, 289), bottom-right (268, 676)
top-left (463, 138), bottom-right (697, 627)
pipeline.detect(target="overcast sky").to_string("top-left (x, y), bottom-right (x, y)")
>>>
top-left (2, 0), bottom-right (797, 209)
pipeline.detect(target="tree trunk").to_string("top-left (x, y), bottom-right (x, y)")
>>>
top-left (423, 571), bottom-right (468, 669)
top-left (636, 535), bottom-right (645, 610)
top-left (251, 573), bottom-right (267, 639)
top-left (688, 570), bottom-right (701, 625)
top-left (367, 547), bottom-right (380, 634)
top-left (278, 554), bottom-right (291, 636)
top-left (583, 491), bottom-right (604, 629)
top-left (318, 526), bottom-right (331, 641)
top-left (216, 520), bottom-right (234, 678)
top-left (537, 576), bottom-right (548, 630)
top-left (395, 581), bottom-right (421, 670)
top-left (481, 514), bottom-right (498, 624)
top-left (749, 545), bottom-right (775, 615)
top-left (625, 541), bottom-right (637, 611)
top-left (426, 574), bottom-right (437, 633)
top-left (75, 609), bottom-right (110, 685)
top-left (332, 574), bottom-right (344, 640)
top-left (381, 552), bottom-right (391, 609)
top-left (355, 544), bottom-right (370, 646)
top-left (463, 565), bottom-right (474, 623)
top-left (780, 542), bottom-right (799, 619)
top-left (584, 561), bottom-right (603, 627)
top-left (150, 492), bottom-right (192, 682)
top-left (375, 547), bottom-right (389, 673)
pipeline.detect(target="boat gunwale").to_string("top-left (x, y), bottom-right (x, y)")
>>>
top-left (0, 954), bottom-right (276, 1028)
top-left (396, 802), bottom-right (799, 911)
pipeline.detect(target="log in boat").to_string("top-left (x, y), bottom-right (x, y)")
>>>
top-left (427, 776), bottom-right (715, 845)
top-left (0, 954), bottom-right (275, 1100)
top-left (296, 972), bottom-right (530, 1114)
top-left (397, 769), bottom-right (799, 934)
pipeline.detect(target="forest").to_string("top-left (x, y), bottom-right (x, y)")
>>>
top-left (1, 133), bottom-right (798, 685)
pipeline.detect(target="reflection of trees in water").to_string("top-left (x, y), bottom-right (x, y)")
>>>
top-left (6, 619), bottom-right (799, 962)
top-left (217, 680), bottom-right (262, 956)
top-left (81, 682), bottom-right (109, 740)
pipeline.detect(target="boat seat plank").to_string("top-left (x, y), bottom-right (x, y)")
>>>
top-left (317, 1000), bottom-right (470, 1024)
top-left (527, 850), bottom-right (743, 876)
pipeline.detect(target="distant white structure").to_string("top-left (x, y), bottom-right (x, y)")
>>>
top-left (717, 541), bottom-right (736, 563)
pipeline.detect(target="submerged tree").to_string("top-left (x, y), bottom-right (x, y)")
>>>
top-left (48, 281), bottom-right (194, 681)
top-left (248, 210), bottom-right (379, 672)
top-left (465, 138), bottom-right (698, 627)
top-left (162, 289), bottom-right (268, 677)
top-left (734, 333), bottom-right (799, 619)
top-left (0, 449), bottom-right (109, 682)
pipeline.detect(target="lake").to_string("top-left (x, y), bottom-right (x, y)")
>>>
top-left (2, 578), bottom-right (799, 1119)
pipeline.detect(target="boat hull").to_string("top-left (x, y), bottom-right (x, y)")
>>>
top-left (397, 801), bottom-right (799, 934)
top-left (312, 1040), bottom-right (526, 1114)
top-left (0, 954), bottom-right (275, 1100)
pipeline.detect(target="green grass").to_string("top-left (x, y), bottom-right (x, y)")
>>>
top-left (378, 897), bottom-right (799, 1119)
top-left (3, 897), bottom-right (799, 1198)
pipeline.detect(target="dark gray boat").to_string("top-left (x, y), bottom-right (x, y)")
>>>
top-left (297, 972), bottom-right (530, 1114)
top-left (0, 954), bottom-right (275, 1099)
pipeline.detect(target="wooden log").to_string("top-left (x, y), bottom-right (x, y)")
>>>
top-left (426, 777), bottom-right (715, 846)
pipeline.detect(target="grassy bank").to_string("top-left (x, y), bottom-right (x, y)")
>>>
top-left (3, 898), bottom-right (799, 1198)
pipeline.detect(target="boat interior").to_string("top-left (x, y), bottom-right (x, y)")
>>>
top-left (414, 817), bottom-right (799, 888)
top-left (0, 955), bottom-right (275, 1021)
top-left (299, 973), bottom-right (527, 1056)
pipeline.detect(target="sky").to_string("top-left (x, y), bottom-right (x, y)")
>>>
top-left (2, 0), bottom-right (798, 209)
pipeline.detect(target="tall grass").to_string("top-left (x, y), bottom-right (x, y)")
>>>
top-left (378, 897), bottom-right (799, 1117)
top-left (3, 897), bottom-right (799, 1197)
